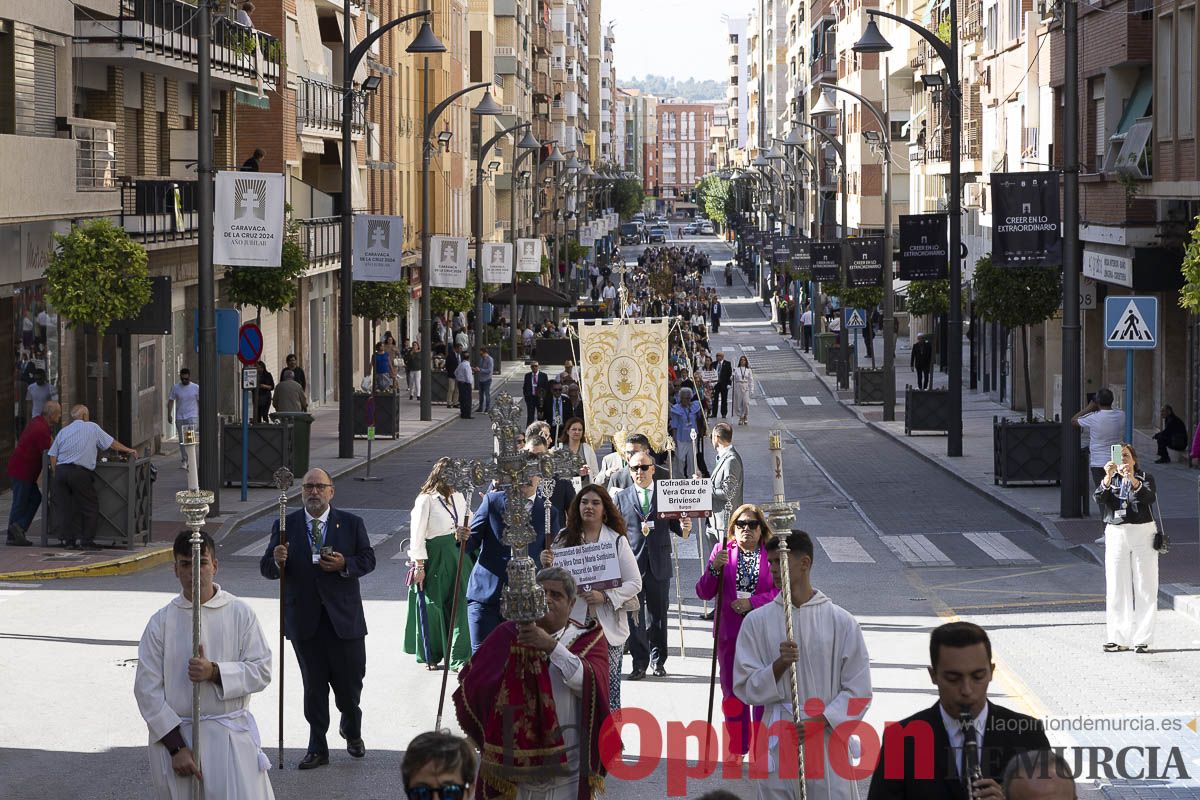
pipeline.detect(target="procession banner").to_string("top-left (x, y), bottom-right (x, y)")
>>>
top-left (655, 478), bottom-right (714, 519)
top-left (516, 238), bottom-right (543, 272)
top-left (352, 214), bottom-right (405, 281)
top-left (578, 317), bottom-right (670, 451)
top-left (811, 241), bottom-right (841, 283)
top-left (429, 236), bottom-right (469, 288)
top-left (553, 541), bottom-right (623, 591)
top-left (990, 171), bottom-right (1062, 267)
top-left (898, 214), bottom-right (949, 280)
top-left (847, 237), bottom-right (885, 287)
top-left (482, 242), bottom-right (513, 284)
top-left (214, 171), bottom-right (285, 266)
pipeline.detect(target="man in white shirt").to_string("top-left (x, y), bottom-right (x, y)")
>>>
top-left (453, 345), bottom-right (474, 420)
top-left (167, 368), bottom-right (200, 469)
top-left (1071, 388), bottom-right (1126, 490)
top-left (801, 305), bottom-right (815, 352)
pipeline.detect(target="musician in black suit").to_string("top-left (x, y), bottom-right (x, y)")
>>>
top-left (868, 621), bottom-right (1051, 800)
top-left (523, 361), bottom-right (547, 426)
top-left (615, 450), bottom-right (690, 680)
top-left (261, 467), bottom-right (377, 770)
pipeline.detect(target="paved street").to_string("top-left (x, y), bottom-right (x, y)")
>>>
top-left (1, 236), bottom-right (1197, 799)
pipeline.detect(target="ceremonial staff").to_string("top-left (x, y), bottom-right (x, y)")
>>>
top-left (778, 535), bottom-right (807, 800)
top-left (690, 426), bottom-right (708, 615)
top-left (664, 436), bottom-right (686, 658)
top-left (271, 467), bottom-right (292, 770)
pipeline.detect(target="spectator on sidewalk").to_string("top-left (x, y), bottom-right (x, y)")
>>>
top-left (453, 345), bottom-right (474, 420)
top-left (285, 353), bottom-right (307, 392)
top-left (1072, 388), bottom-right (1125, 490)
top-left (402, 342), bottom-right (419, 400)
top-left (26, 369), bottom-right (58, 420)
top-left (273, 369), bottom-right (309, 413)
top-left (443, 342), bottom-right (460, 409)
top-left (166, 368), bottom-right (199, 469)
top-left (240, 148), bottom-right (264, 172)
top-left (911, 333), bottom-right (933, 390)
top-left (1153, 405), bottom-right (1188, 464)
top-left (801, 304), bottom-right (814, 352)
top-left (373, 342), bottom-right (394, 393)
top-left (6, 400), bottom-right (60, 546)
top-left (49, 405), bottom-right (137, 550)
top-left (254, 360), bottom-right (274, 423)
top-left (475, 347), bottom-right (494, 413)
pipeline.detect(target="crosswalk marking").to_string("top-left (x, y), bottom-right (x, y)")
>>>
top-left (963, 532), bottom-right (1036, 564)
top-left (881, 535), bottom-right (952, 566)
top-left (741, 346), bottom-right (757, 352)
top-left (765, 397), bottom-right (788, 406)
top-left (817, 537), bottom-right (875, 563)
top-left (765, 345), bottom-right (780, 351)
top-left (800, 396), bottom-right (821, 406)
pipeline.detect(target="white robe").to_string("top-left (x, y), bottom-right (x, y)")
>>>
top-left (134, 586), bottom-right (275, 800)
top-left (733, 590), bottom-right (872, 800)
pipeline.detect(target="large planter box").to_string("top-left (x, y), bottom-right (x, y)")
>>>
top-left (824, 344), bottom-right (855, 376)
top-left (42, 453), bottom-right (154, 549)
top-left (431, 372), bottom-right (450, 403)
top-left (222, 422), bottom-right (290, 487)
top-left (854, 368), bottom-right (886, 405)
top-left (814, 332), bottom-right (837, 362)
top-left (904, 386), bottom-right (952, 435)
top-left (993, 417), bottom-right (1061, 486)
top-left (354, 392), bottom-right (400, 439)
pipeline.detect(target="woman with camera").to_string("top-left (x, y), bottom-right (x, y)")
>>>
top-left (1095, 443), bottom-right (1158, 654)
top-left (545, 484), bottom-right (641, 710)
top-left (404, 458), bottom-right (473, 671)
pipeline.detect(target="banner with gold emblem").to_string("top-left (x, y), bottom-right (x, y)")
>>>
top-left (577, 318), bottom-right (669, 451)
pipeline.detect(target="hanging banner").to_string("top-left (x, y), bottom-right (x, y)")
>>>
top-left (482, 242), bottom-right (513, 284)
top-left (214, 171), bottom-right (285, 267)
top-left (516, 238), bottom-right (543, 273)
top-left (429, 236), bottom-right (469, 288)
top-left (847, 237), bottom-right (885, 287)
top-left (898, 214), bottom-right (949, 280)
top-left (791, 237), bottom-right (812, 271)
top-left (990, 171), bottom-right (1062, 267)
top-left (578, 318), bottom-right (670, 451)
top-left (811, 241), bottom-right (841, 283)
top-left (352, 214), bottom-right (405, 282)
top-left (773, 236), bottom-right (791, 262)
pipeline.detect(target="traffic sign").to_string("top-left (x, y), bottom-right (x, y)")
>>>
top-left (844, 307), bottom-right (868, 329)
top-left (241, 368), bottom-right (258, 389)
top-left (1104, 296), bottom-right (1157, 350)
top-left (237, 322), bottom-right (264, 365)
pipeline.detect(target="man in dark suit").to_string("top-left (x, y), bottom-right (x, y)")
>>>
top-left (261, 467), bottom-right (377, 770)
top-left (868, 621), bottom-right (1051, 799)
top-left (712, 352), bottom-right (733, 418)
top-left (523, 361), bottom-right (546, 426)
top-left (710, 299), bottom-right (722, 333)
top-left (464, 465), bottom-right (561, 652)
top-left (615, 451), bottom-right (691, 680)
top-left (911, 333), bottom-right (934, 391)
top-left (606, 433), bottom-right (669, 493)
top-left (542, 381), bottom-right (568, 443)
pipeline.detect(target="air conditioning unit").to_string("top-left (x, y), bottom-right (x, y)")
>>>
top-left (963, 182), bottom-right (985, 209)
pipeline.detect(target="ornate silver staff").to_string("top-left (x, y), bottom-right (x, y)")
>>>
top-left (271, 466), bottom-right (293, 769)
top-left (761, 430), bottom-right (800, 532)
top-left (175, 428), bottom-right (214, 800)
top-left (778, 534), bottom-right (806, 800)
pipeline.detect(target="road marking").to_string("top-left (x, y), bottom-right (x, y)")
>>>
top-left (741, 346), bottom-right (757, 352)
top-left (817, 537), bottom-right (875, 563)
top-left (881, 534), bottom-right (952, 566)
top-left (233, 532), bottom-right (393, 558)
top-left (765, 397), bottom-right (788, 406)
top-left (0, 581), bottom-right (40, 589)
top-left (800, 396), bottom-right (821, 406)
top-left (963, 532), bottom-right (1037, 564)
top-left (765, 345), bottom-right (780, 351)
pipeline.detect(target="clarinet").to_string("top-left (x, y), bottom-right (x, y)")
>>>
top-left (959, 706), bottom-right (982, 800)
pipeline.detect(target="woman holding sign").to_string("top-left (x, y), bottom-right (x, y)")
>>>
top-left (548, 484), bottom-right (642, 710)
top-left (695, 503), bottom-right (778, 762)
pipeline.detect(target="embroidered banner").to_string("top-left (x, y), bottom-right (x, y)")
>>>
top-left (577, 318), bottom-right (670, 451)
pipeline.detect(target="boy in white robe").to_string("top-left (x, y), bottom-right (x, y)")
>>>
top-left (733, 530), bottom-right (873, 800)
top-left (135, 530), bottom-right (275, 799)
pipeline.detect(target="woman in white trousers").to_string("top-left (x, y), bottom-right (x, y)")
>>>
top-left (1094, 443), bottom-right (1158, 653)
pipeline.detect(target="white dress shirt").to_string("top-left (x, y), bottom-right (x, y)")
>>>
top-left (939, 701), bottom-right (988, 777)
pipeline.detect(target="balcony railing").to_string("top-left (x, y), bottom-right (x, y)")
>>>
top-left (297, 217), bottom-right (341, 263)
top-left (810, 52), bottom-right (835, 80)
top-left (909, 143), bottom-right (926, 165)
top-left (79, 0), bottom-right (281, 86)
top-left (120, 177), bottom-right (199, 243)
top-left (297, 77), bottom-right (364, 135)
top-left (60, 117), bottom-right (118, 190)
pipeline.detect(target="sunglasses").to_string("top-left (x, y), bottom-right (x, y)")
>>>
top-left (406, 785), bottom-right (469, 800)
top-left (734, 518), bottom-right (761, 529)
top-left (631, 464), bottom-right (654, 472)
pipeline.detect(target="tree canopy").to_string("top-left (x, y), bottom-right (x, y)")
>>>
top-left (46, 218), bottom-right (151, 333)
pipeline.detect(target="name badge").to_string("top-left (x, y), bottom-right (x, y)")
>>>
top-left (312, 554), bottom-right (321, 564)
top-left (736, 590), bottom-right (752, 600)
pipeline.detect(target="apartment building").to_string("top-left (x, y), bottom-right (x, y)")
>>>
top-left (711, 106), bottom-right (730, 172)
top-left (598, 22), bottom-right (616, 164)
top-left (656, 100), bottom-right (713, 215)
top-left (726, 16), bottom-right (749, 158)
top-left (746, 0), bottom-right (788, 156)
top-left (493, 0), bottom-right (535, 245)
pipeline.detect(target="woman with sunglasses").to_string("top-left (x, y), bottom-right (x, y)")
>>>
top-left (695, 503), bottom-right (778, 762)
top-left (403, 459), bottom-right (473, 671)
top-left (549, 484), bottom-right (642, 710)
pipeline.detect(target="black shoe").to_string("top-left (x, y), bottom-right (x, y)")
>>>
top-left (81, 542), bottom-right (103, 552)
top-left (346, 738), bottom-right (366, 758)
top-left (653, 665), bottom-right (668, 677)
top-left (298, 752), bottom-right (328, 770)
top-left (6, 537), bottom-right (32, 547)
top-left (628, 668), bottom-right (647, 681)
top-left (700, 609), bottom-right (715, 621)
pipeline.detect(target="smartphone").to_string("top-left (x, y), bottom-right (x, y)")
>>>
top-left (1111, 444), bottom-right (1124, 465)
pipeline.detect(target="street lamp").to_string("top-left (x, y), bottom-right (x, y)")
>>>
top-left (418, 66), bottom-right (502, 421)
top-left (853, 8), bottom-right (964, 456)
top-left (817, 74), bottom-right (898, 422)
top-left (338, 7), bottom-right (436, 457)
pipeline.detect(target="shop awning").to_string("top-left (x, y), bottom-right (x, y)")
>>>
top-left (235, 88), bottom-right (270, 110)
top-left (488, 282), bottom-right (575, 308)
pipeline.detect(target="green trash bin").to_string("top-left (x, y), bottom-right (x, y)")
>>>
top-left (814, 332), bottom-right (837, 362)
top-left (271, 412), bottom-right (314, 476)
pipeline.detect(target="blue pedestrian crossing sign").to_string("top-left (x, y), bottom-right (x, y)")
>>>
top-left (844, 307), bottom-right (868, 329)
top-left (1104, 296), bottom-right (1157, 350)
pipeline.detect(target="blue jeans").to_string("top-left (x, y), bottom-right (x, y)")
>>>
top-left (8, 478), bottom-right (41, 533)
top-left (466, 600), bottom-right (503, 654)
top-left (477, 380), bottom-right (492, 411)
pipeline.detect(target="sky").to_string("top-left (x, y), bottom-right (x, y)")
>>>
top-left (602, 0), bottom-right (740, 84)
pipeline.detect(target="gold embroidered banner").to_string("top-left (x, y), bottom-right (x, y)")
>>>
top-left (578, 318), bottom-right (669, 451)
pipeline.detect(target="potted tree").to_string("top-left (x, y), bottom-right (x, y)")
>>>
top-left (352, 279), bottom-right (409, 438)
top-left (973, 255), bottom-right (1064, 485)
top-left (429, 281), bottom-right (474, 403)
top-left (826, 284), bottom-right (886, 404)
top-left (900, 278), bottom-right (955, 433)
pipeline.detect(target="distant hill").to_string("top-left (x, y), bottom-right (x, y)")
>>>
top-left (621, 75), bottom-right (724, 102)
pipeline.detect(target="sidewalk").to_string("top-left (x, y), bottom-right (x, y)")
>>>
top-left (777, 317), bottom-right (1200, 622)
top-left (0, 369), bottom-right (518, 581)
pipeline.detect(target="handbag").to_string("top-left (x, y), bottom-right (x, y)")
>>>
top-left (1149, 501), bottom-right (1170, 555)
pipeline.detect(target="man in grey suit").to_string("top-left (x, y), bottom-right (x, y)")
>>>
top-left (698, 422), bottom-right (743, 621)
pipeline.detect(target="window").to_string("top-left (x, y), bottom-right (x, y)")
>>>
top-left (986, 5), bottom-right (998, 50)
top-left (1179, 6), bottom-right (1194, 137)
top-left (1007, 0), bottom-right (1022, 40)
top-left (1157, 14), bottom-right (1174, 136)
top-left (138, 343), bottom-right (157, 393)
top-left (33, 42), bottom-right (57, 137)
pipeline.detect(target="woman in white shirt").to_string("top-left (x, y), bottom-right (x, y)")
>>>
top-left (557, 416), bottom-right (600, 486)
top-left (404, 458), bottom-right (473, 671)
top-left (548, 484), bottom-right (642, 710)
top-left (732, 355), bottom-right (753, 426)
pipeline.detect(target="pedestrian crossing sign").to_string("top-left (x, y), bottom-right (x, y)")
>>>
top-left (1104, 296), bottom-right (1157, 350)
top-left (844, 307), bottom-right (868, 329)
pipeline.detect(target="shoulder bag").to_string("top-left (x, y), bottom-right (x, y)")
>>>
top-left (1150, 500), bottom-right (1170, 555)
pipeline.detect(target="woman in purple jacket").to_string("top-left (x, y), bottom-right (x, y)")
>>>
top-left (695, 502), bottom-right (779, 763)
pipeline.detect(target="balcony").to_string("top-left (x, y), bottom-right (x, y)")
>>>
top-left (909, 143), bottom-right (926, 165)
top-left (0, 126), bottom-right (120, 224)
top-left (495, 46), bottom-right (517, 75)
top-left (75, 0), bottom-right (281, 90)
top-left (810, 52), bottom-right (835, 82)
top-left (120, 177), bottom-right (199, 244)
top-left (962, 0), bottom-right (983, 42)
top-left (297, 217), bottom-right (341, 264)
top-left (297, 77), bottom-right (364, 137)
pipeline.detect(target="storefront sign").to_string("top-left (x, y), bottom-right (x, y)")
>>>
top-left (214, 171), bottom-right (286, 267)
top-left (352, 214), bottom-right (404, 281)
top-left (847, 237), bottom-right (885, 287)
top-left (429, 236), bottom-right (469, 288)
top-left (990, 171), bottom-right (1062, 267)
top-left (1082, 249), bottom-right (1133, 288)
top-left (811, 242), bottom-right (842, 283)
top-left (898, 214), bottom-right (949, 280)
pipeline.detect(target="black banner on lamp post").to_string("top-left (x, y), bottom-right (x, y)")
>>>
top-left (811, 241), bottom-right (841, 283)
top-left (898, 214), bottom-right (949, 280)
top-left (791, 237), bottom-right (812, 272)
top-left (847, 237), bottom-right (885, 287)
top-left (990, 171), bottom-right (1063, 267)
